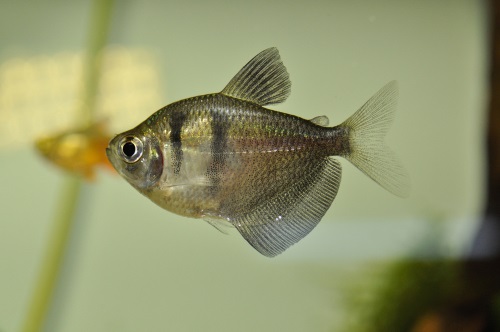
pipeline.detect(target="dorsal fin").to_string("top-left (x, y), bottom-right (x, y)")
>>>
top-left (220, 47), bottom-right (291, 106)
top-left (310, 115), bottom-right (330, 126)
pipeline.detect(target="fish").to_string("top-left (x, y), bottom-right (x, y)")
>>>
top-left (36, 120), bottom-right (114, 181)
top-left (106, 47), bottom-right (409, 257)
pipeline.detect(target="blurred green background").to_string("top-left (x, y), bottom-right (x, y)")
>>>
top-left (0, 0), bottom-right (487, 331)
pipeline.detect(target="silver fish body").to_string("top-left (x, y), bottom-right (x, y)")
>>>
top-left (107, 48), bottom-right (409, 257)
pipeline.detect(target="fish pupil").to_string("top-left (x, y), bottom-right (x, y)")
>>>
top-left (123, 142), bottom-right (136, 157)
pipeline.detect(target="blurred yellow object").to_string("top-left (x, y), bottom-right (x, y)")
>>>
top-left (0, 47), bottom-right (163, 150)
top-left (35, 121), bottom-right (114, 180)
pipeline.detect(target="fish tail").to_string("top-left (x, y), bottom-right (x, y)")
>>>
top-left (339, 81), bottom-right (410, 197)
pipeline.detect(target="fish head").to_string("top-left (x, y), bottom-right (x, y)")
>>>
top-left (106, 126), bottom-right (163, 190)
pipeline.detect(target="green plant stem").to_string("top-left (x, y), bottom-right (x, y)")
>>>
top-left (21, 0), bottom-right (114, 331)
top-left (21, 177), bottom-right (81, 332)
top-left (81, 0), bottom-right (115, 125)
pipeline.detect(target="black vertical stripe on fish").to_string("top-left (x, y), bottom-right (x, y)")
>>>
top-left (207, 112), bottom-right (229, 192)
top-left (168, 111), bottom-right (187, 175)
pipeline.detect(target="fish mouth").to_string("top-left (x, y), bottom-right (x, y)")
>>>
top-left (105, 146), bottom-right (115, 165)
top-left (105, 146), bottom-right (121, 175)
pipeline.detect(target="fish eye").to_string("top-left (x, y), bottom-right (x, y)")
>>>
top-left (119, 136), bottom-right (143, 163)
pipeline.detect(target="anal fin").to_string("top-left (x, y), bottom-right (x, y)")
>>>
top-left (232, 158), bottom-right (342, 257)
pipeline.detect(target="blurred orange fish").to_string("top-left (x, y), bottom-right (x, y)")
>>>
top-left (35, 121), bottom-right (114, 180)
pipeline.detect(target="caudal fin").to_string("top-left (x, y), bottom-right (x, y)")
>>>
top-left (341, 81), bottom-right (410, 197)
